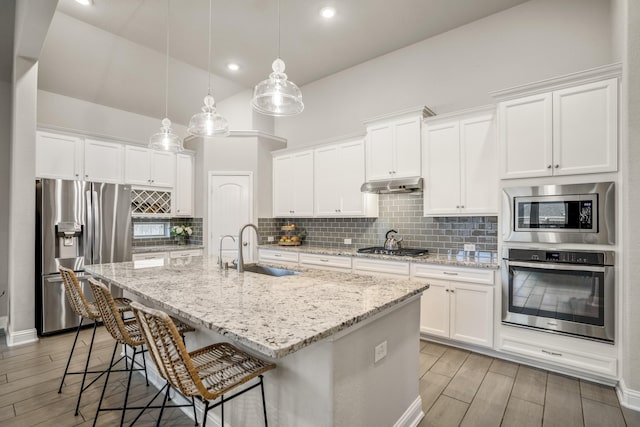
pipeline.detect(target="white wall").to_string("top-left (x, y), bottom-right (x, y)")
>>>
top-left (276, 0), bottom-right (613, 147)
top-left (216, 88), bottom-right (275, 134)
top-left (0, 81), bottom-right (10, 321)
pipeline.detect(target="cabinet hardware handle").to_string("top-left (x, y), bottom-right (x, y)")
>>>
top-left (450, 289), bottom-right (455, 293)
top-left (445, 289), bottom-right (450, 292)
top-left (443, 272), bottom-right (458, 276)
top-left (460, 205), bottom-right (464, 208)
top-left (75, 173), bottom-right (79, 177)
top-left (554, 164), bottom-right (559, 168)
top-left (85, 174), bottom-right (89, 178)
top-left (320, 259), bottom-right (329, 262)
top-left (274, 254), bottom-right (282, 257)
top-left (547, 165), bottom-right (552, 169)
top-left (541, 349), bottom-right (563, 357)
top-left (456, 205), bottom-right (460, 209)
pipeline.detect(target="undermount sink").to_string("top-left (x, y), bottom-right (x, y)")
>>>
top-left (242, 264), bottom-right (300, 277)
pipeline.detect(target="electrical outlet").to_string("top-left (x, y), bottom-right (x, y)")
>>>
top-left (267, 236), bottom-right (274, 242)
top-left (344, 238), bottom-right (352, 245)
top-left (374, 340), bottom-right (387, 363)
top-left (464, 243), bottom-right (476, 252)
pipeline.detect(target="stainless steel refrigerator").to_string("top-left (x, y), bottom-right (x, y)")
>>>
top-left (35, 179), bottom-right (132, 335)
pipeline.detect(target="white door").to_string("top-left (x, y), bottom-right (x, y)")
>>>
top-left (393, 116), bottom-right (422, 178)
top-left (124, 146), bottom-right (151, 185)
top-left (209, 173), bottom-right (252, 263)
top-left (150, 150), bottom-right (176, 187)
top-left (273, 154), bottom-right (294, 216)
top-left (365, 124), bottom-right (393, 181)
top-left (314, 145), bottom-right (341, 216)
top-left (449, 282), bottom-right (493, 348)
top-left (424, 121), bottom-right (461, 215)
top-left (419, 279), bottom-right (450, 338)
top-left (84, 139), bottom-right (123, 183)
top-left (175, 154), bottom-right (194, 216)
top-left (36, 131), bottom-right (83, 180)
top-left (339, 139), bottom-right (367, 216)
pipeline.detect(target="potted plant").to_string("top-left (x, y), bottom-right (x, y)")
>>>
top-left (171, 225), bottom-right (193, 245)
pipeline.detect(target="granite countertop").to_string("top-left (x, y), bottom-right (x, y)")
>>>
top-left (132, 244), bottom-right (205, 254)
top-left (259, 244), bottom-right (500, 269)
top-left (86, 256), bottom-right (428, 359)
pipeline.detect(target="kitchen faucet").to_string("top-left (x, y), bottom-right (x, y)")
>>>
top-left (237, 223), bottom-right (259, 273)
top-left (218, 235), bottom-right (235, 269)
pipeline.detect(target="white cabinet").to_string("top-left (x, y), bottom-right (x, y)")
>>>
top-left (124, 146), bottom-right (175, 187)
top-left (413, 264), bottom-right (494, 348)
top-left (299, 253), bottom-right (352, 271)
top-left (352, 258), bottom-right (410, 277)
top-left (174, 153), bottom-right (194, 216)
top-left (36, 131), bottom-right (84, 180)
top-left (366, 114), bottom-right (422, 181)
top-left (273, 150), bottom-right (314, 217)
top-left (498, 78), bottom-right (618, 179)
top-left (258, 249), bottom-right (299, 265)
top-left (314, 139), bottom-right (378, 217)
top-left (83, 139), bottom-right (124, 183)
top-left (424, 110), bottom-right (497, 216)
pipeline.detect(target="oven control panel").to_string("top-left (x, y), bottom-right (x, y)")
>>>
top-left (504, 248), bottom-right (614, 266)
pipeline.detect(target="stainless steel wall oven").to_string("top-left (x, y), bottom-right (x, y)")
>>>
top-left (502, 248), bottom-right (615, 343)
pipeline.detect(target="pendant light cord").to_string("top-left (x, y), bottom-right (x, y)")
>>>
top-left (207, 0), bottom-right (212, 96)
top-left (277, 0), bottom-right (281, 59)
top-left (165, 0), bottom-right (170, 119)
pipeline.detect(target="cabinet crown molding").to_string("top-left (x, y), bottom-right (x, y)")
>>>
top-left (490, 63), bottom-right (622, 102)
top-left (363, 105), bottom-right (435, 126)
top-left (423, 105), bottom-right (495, 124)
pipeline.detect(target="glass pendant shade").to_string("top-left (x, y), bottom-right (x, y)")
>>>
top-left (149, 118), bottom-right (183, 152)
top-left (187, 95), bottom-right (230, 137)
top-left (252, 58), bottom-right (304, 116)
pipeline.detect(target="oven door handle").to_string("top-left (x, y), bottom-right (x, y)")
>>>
top-left (506, 260), bottom-right (607, 273)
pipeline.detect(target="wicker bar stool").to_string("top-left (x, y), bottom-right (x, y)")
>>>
top-left (58, 266), bottom-right (132, 416)
top-left (131, 301), bottom-right (276, 427)
top-left (89, 278), bottom-right (196, 427)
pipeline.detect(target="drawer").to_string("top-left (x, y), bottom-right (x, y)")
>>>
top-left (500, 335), bottom-right (617, 378)
top-left (411, 263), bottom-right (494, 285)
top-left (299, 253), bottom-right (352, 270)
top-left (132, 252), bottom-right (166, 261)
top-left (132, 252), bottom-right (166, 267)
top-left (169, 249), bottom-right (203, 258)
top-left (353, 257), bottom-right (409, 276)
top-left (259, 249), bottom-right (299, 264)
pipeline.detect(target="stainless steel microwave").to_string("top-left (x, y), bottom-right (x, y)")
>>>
top-left (502, 182), bottom-right (615, 244)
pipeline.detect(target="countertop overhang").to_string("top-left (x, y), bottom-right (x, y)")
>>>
top-left (86, 256), bottom-right (428, 359)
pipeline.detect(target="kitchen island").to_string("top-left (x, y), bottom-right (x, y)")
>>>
top-left (86, 255), bottom-right (429, 427)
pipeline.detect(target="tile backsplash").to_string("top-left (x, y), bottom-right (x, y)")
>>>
top-left (131, 217), bottom-right (203, 247)
top-left (259, 193), bottom-right (497, 254)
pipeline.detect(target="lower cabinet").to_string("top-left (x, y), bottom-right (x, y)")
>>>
top-left (258, 249), bottom-right (299, 265)
top-left (299, 253), bottom-right (352, 271)
top-left (414, 264), bottom-right (494, 348)
top-left (132, 248), bottom-right (203, 266)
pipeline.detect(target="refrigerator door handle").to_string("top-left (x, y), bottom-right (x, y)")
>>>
top-left (92, 189), bottom-right (101, 264)
top-left (85, 190), bottom-right (94, 264)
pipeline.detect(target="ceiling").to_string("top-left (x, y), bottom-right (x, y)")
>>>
top-left (38, 0), bottom-right (530, 126)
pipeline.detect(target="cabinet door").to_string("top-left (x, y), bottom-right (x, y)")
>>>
top-left (292, 151), bottom-right (315, 216)
top-left (124, 146), bottom-right (151, 185)
top-left (314, 145), bottom-right (341, 215)
top-left (366, 124), bottom-right (394, 181)
top-left (424, 122), bottom-right (461, 216)
top-left (393, 116), bottom-right (422, 178)
top-left (498, 93), bottom-right (553, 179)
top-left (175, 154), bottom-right (193, 216)
top-left (553, 78), bottom-right (618, 175)
top-left (449, 282), bottom-right (493, 348)
top-left (460, 115), bottom-right (498, 215)
top-left (419, 279), bottom-right (450, 338)
top-left (36, 131), bottom-right (83, 180)
top-left (150, 150), bottom-right (176, 187)
top-left (84, 139), bottom-right (123, 183)
top-left (273, 155), bottom-right (294, 216)
top-left (338, 140), bottom-right (367, 216)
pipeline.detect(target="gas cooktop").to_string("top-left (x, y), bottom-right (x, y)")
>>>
top-left (357, 247), bottom-right (428, 257)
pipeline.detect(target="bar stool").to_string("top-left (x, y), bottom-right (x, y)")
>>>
top-left (89, 278), bottom-right (196, 427)
top-left (58, 266), bottom-right (132, 416)
top-left (131, 301), bottom-right (276, 427)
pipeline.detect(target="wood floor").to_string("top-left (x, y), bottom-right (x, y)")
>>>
top-left (2, 327), bottom-right (640, 426)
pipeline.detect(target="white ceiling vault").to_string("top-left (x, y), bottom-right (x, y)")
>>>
top-left (38, 0), bottom-right (530, 126)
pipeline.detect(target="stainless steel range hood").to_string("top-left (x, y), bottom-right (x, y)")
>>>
top-left (360, 177), bottom-right (423, 194)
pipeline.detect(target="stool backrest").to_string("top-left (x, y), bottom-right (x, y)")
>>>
top-left (130, 301), bottom-right (205, 398)
top-left (89, 278), bottom-right (142, 346)
top-left (59, 266), bottom-right (100, 320)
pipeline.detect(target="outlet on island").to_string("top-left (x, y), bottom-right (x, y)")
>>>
top-left (344, 238), bottom-right (352, 245)
top-left (267, 236), bottom-right (274, 242)
top-left (374, 340), bottom-right (388, 364)
top-left (464, 243), bottom-right (476, 252)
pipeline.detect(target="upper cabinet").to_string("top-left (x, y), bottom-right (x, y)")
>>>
top-left (315, 139), bottom-right (378, 217)
top-left (124, 146), bottom-right (175, 187)
top-left (84, 139), bottom-right (123, 183)
top-left (36, 131), bottom-right (84, 180)
top-left (174, 153), bottom-right (194, 217)
top-left (494, 66), bottom-right (620, 179)
top-left (273, 150), bottom-right (314, 217)
top-left (364, 107), bottom-right (434, 181)
top-left (423, 107), bottom-right (498, 216)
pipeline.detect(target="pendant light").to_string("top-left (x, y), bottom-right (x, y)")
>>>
top-left (149, 0), bottom-right (183, 152)
top-left (251, 0), bottom-right (304, 116)
top-left (187, 0), bottom-right (229, 137)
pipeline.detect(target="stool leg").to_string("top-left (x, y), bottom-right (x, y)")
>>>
top-left (260, 376), bottom-right (268, 427)
top-left (120, 345), bottom-right (137, 427)
top-left (75, 320), bottom-right (97, 416)
top-left (221, 395), bottom-right (224, 427)
top-left (202, 401), bottom-right (210, 427)
top-left (93, 341), bottom-right (119, 427)
top-left (141, 345), bottom-right (149, 386)
top-left (156, 382), bottom-right (171, 427)
top-left (59, 317), bottom-right (83, 393)
top-left (191, 397), bottom-right (198, 426)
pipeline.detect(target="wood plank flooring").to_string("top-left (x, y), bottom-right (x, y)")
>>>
top-left (418, 340), bottom-right (640, 427)
top-left (2, 328), bottom-right (640, 426)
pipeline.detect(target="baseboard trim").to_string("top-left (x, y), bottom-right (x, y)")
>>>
top-left (617, 378), bottom-right (640, 411)
top-left (6, 328), bottom-right (38, 347)
top-left (393, 396), bottom-right (424, 427)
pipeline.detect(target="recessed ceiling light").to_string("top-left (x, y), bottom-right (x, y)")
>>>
top-left (320, 7), bottom-right (336, 19)
top-left (227, 63), bottom-right (240, 71)
top-left (75, 0), bottom-right (93, 5)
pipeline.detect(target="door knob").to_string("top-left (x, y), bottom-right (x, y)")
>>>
top-left (243, 242), bottom-right (248, 247)
top-left (554, 164), bottom-right (559, 168)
